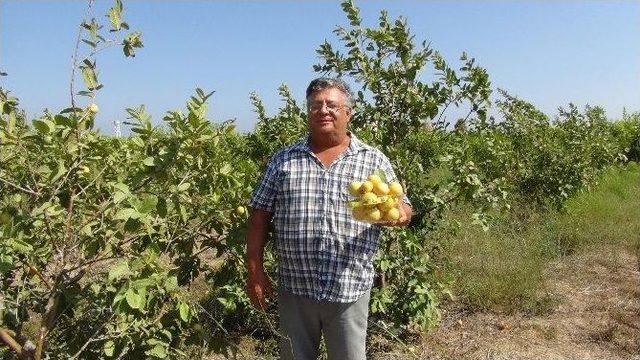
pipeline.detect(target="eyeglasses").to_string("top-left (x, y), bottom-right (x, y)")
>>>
top-left (307, 101), bottom-right (350, 114)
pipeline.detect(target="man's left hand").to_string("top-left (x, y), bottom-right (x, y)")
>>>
top-left (379, 202), bottom-right (412, 227)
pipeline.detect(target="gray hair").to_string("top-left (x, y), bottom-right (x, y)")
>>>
top-left (306, 77), bottom-right (354, 109)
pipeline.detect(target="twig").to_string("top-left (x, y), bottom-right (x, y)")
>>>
top-left (0, 177), bottom-right (40, 196)
top-left (0, 327), bottom-right (23, 358)
top-left (69, 313), bottom-right (115, 359)
top-left (64, 254), bottom-right (121, 275)
top-left (70, 0), bottom-right (95, 109)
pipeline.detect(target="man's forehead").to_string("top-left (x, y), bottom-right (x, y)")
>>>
top-left (309, 88), bottom-right (346, 102)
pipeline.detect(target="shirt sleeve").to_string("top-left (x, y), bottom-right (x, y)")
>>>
top-left (378, 152), bottom-right (412, 206)
top-left (249, 154), bottom-right (282, 213)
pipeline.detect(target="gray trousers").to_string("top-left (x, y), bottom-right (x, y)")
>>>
top-left (277, 289), bottom-right (370, 360)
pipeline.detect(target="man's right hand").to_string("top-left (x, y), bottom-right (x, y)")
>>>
top-left (245, 207), bottom-right (274, 310)
top-left (247, 270), bottom-right (273, 310)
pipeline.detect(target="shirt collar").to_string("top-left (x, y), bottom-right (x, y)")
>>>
top-left (295, 131), bottom-right (364, 155)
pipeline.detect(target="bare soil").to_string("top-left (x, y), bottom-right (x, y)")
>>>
top-left (373, 245), bottom-right (640, 360)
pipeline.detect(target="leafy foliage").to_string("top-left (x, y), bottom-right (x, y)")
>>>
top-left (0, 0), bottom-right (637, 358)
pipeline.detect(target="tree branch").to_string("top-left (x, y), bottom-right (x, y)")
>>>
top-left (70, 0), bottom-right (95, 109)
top-left (0, 177), bottom-right (40, 196)
top-left (34, 291), bottom-right (61, 360)
top-left (0, 327), bottom-right (23, 358)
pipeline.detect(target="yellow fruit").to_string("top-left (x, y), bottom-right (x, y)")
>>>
top-left (360, 181), bottom-right (374, 193)
top-left (373, 182), bottom-right (389, 195)
top-left (235, 206), bottom-right (246, 215)
top-left (365, 207), bottom-right (382, 222)
top-left (368, 174), bottom-right (382, 184)
top-left (348, 181), bottom-right (362, 196)
top-left (88, 103), bottom-right (99, 114)
top-left (361, 192), bottom-right (378, 205)
top-left (377, 197), bottom-right (397, 212)
top-left (384, 207), bottom-right (400, 221)
top-left (389, 182), bottom-right (403, 196)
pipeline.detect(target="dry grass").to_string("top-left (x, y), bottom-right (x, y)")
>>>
top-left (367, 163), bottom-right (640, 360)
top-left (372, 245), bottom-right (639, 360)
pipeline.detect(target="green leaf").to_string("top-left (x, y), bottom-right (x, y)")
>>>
top-left (33, 119), bottom-right (55, 134)
top-left (50, 161), bottom-right (66, 183)
top-left (123, 31), bottom-right (144, 57)
top-left (164, 275), bottom-right (178, 292)
top-left (114, 191), bottom-right (128, 204)
top-left (90, 283), bottom-right (102, 295)
top-left (137, 194), bottom-right (158, 214)
top-left (108, 261), bottom-right (130, 281)
top-left (0, 255), bottom-right (13, 274)
top-left (81, 64), bottom-right (99, 90)
top-left (104, 340), bottom-right (115, 357)
top-left (80, 222), bottom-right (93, 236)
top-left (113, 182), bottom-right (130, 193)
top-left (54, 114), bottom-right (75, 127)
top-left (177, 182), bottom-right (191, 192)
top-left (31, 201), bottom-right (53, 217)
top-left (108, 0), bottom-right (123, 31)
top-left (179, 204), bottom-right (188, 223)
top-left (131, 278), bottom-right (154, 290)
top-left (115, 208), bottom-right (138, 221)
top-left (219, 163), bottom-right (232, 175)
top-left (131, 136), bottom-right (144, 147)
top-left (178, 302), bottom-right (190, 322)
top-left (157, 197), bottom-right (168, 217)
top-left (81, 39), bottom-right (97, 48)
top-left (125, 288), bottom-right (143, 309)
top-left (143, 156), bottom-right (155, 166)
top-left (9, 239), bottom-right (33, 253)
top-left (146, 344), bottom-right (168, 359)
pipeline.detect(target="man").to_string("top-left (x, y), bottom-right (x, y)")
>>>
top-left (246, 77), bottom-right (412, 360)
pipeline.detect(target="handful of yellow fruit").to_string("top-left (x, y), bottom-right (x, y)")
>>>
top-left (347, 170), bottom-right (404, 223)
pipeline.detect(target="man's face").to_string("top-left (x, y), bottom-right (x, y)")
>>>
top-left (307, 87), bottom-right (351, 136)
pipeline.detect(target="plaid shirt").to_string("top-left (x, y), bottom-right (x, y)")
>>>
top-left (250, 133), bottom-right (410, 303)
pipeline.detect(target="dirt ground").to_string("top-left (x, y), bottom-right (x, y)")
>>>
top-left (372, 245), bottom-right (640, 360)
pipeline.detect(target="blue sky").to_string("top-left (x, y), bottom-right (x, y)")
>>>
top-left (1, 1), bottom-right (639, 133)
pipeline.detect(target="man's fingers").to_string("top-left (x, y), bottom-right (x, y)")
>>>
top-left (248, 279), bottom-right (273, 310)
top-left (250, 289), bottom-right (266, 309)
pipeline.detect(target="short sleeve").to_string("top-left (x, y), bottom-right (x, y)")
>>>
top-left (249, 155), bottom-right (282, 213)
top-left (378, 153), bottom-right (412, 206)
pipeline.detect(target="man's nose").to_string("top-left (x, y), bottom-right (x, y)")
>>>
top-left (318, 103), bottom-right (331, 113)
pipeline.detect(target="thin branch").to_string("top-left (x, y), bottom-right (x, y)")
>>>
top-left (48, 157), bottom-right (82, 203)
top-left (13, 137), bottom-right (43, 196)
top-left (64, 254), bottom-right (121, 275)
top-left (70, 0), bottom-right (95, 109)
top-left (0, 327), bottom-right (23, 358)
top-left (62, 187), bottom-right (76, 263)
top-left (69, 313), bottom-right (115, 359)
top-left (0, 177), bottom-right (40, 196)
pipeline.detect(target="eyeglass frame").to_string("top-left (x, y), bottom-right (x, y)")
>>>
top-left (307, 101), bottom-right (351, 114)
